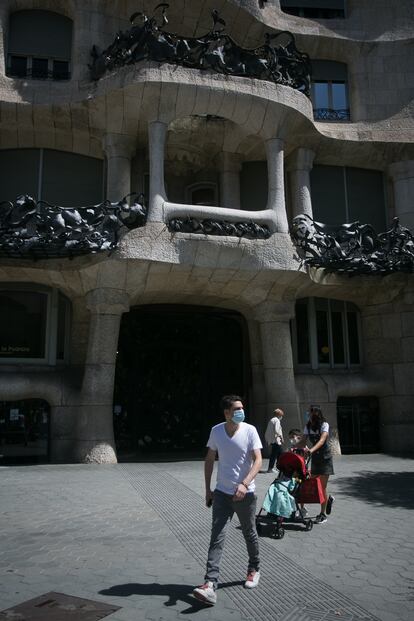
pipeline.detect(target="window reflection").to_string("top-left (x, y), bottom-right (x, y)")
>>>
top-left (293, 298), bottom-right (361, 369)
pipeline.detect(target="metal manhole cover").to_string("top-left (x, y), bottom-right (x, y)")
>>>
top-left (0, 592), bottom-right (120, 620)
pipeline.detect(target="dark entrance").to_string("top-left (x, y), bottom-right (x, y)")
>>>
top-left (337, 396), bottom-right (380, 454)
top-left (113, 305), bottom-right (250, 458)
top-left (0, 399), bottom-right (50, 464)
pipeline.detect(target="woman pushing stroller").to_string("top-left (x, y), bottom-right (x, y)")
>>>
top-left (299, 406), bottom-right (335, 524)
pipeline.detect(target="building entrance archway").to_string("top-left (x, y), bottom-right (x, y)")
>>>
top-left (337, 396), bottom-right (380, 454)
top-left (113, 305), bottom-right (251, 458)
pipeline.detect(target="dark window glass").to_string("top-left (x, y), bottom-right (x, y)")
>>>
top-left (313, 82), bottom-right (329, 108)
top-left (42, 150), bottom-right (104, 207)
top-left (7, 10), bottom-right (72, 82)
top-left (32, 58), bottom-right (48, 79)
top-left (191, 187), bottom-right (216, 206)
top-left (332, 82), bottom-right (347, 109)
top-left (316, 309), bottom-right (330, 364)
top-left (240, 162), bottom-right (268, 211)
top-left (280, 2), bottom-right (345, 18)
top-left (53, 60), bottom-right (70, 80)
top-left (56, 293), bottom-right (68, 360)
top-left (331, 310), bottom-right (345, 364)
top-left (346, 167), bottom-right (386, 232)
top-left (0, 291), bottom-right (47, 359)
top-left (347, 311), bottom-right (360, 364)
top-left (9, 55), bottom-right (27, 77)
top-left (311, 165), bottom-right (347, 224)
top-left (295, 302), bottom-right (310, 364)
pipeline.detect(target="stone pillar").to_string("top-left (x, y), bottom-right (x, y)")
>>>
top-left (388, 160), bottom-right (414, 230)
top-left (74, 288), bottom-right (130, 463)
top-left (147, 120), bottom-right (168, 222)
top-left (217, 152), bottom-right (242, 209)
top-left (103, 134), bottom-right (136, 202)
top-left (286, 148), bottom-right (315, 219)
top-left (265, 138), bottom-right (288, 232)
top-left (254, 301), bottom-right (301, 435)
top-left (247, 317), bottom-right (268, 450)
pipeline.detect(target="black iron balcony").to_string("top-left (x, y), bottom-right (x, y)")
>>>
top-left (291, 214), bottom-right (414, 275)
top-left (0, 194), bottom-right (147, 259)
top-left (313, 108), bottom-right (350, 121)
top-left (89, 4), bottom-right (311, 97)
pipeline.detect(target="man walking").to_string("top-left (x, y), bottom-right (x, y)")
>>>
top-left (264, 408), bottom-right (285, 473)
top-left (192, 395), bottom-right (262, 606)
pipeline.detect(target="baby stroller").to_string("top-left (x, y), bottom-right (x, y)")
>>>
top-left (256, 450), bottom-right (318, 539)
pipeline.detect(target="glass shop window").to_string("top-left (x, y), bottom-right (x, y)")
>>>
top-left (0, 291), bottom-right (47, 359)
top-left (280, 1), bottom-right (346, 19)
top-left (7, 10), bottom-right (72, 81)
top-left (292, 297), bottom-right (361, 370)
top-left (0, 288), bottom-right (71, 365)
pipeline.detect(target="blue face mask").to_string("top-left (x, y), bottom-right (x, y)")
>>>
top-left (231, 409), bottom-right (245, 424)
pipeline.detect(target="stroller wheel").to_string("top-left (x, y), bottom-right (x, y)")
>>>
top-left (273, 526), bottom-right (285, 539)
top-left (305, 519), bottom-right (313, 531)
top-left (256, 522), bottom-right (263, 536)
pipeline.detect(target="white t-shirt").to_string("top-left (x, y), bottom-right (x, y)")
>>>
top-left (207, 422), bottom-right (263, 495)
top-left (303, 421), bottom-right (329, 437)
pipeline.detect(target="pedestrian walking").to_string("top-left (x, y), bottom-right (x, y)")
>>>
top-left (301, 405), bottom-right (335, 524)
top-left (264, 408), bottom-right (285, 473)
top-left (192, 395), bottom-right (263, 606)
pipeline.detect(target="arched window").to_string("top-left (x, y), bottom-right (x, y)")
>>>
top-left (7, 10), bottom-right (72, 80)
top-left (292, 298), bottom-right (361, 369)
top-left (310, 165), bottom-right (386, 231)
top-left (0, 149), bottom-right (104, 206)
top-left (0, 286), bottom-right (70, 364)
top-left (280, 1), bottom-right (346, 19)
top-left (311, 61), bottom-right (349, 121)
top-left (186, 183), bottom-right (218, 206)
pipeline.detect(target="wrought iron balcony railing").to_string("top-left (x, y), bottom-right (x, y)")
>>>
top-left (0, 194), bottom-right (146, 259)
top-left (89, 3), bottom-right (311, 97)
top-left (291, 214), bottom-right (414, 275)
top-left (313, 108), bottom-right (350, 121)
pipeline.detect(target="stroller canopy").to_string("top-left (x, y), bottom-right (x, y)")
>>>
top-left (277, 451), bottom-right (307, 479)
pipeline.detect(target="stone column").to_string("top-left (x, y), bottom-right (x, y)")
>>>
top-left (217, 152), bottom-right (242, 209)
top-left (75, 288), bottom-right (130, 463)
top-left (286, 148), bottom-right (315, 219)
top-left (103, 134), bottom-right (136, 202)
top-left (254, 301), bottom-right (301, 435)
top-left (247, 317), bottom-right (268, 449)
top-left (265, 138), bottom-right (288, 232)
top-left (388, 160), bottom-right (414, 230)
top-left (147, 120), bottom-right (168, 222)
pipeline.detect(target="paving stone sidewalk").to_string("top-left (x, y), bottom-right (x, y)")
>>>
top-left (0, 454), bottom-right (413, 621)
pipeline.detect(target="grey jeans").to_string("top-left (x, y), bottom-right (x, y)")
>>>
top-left (205, 490), bottom-right (260, 585)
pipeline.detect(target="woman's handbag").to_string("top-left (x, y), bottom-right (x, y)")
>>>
top-left (294, 476), bottom-right (326, 504)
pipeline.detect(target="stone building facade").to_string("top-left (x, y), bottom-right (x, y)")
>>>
top-left (0, 0), bottom-right (413, 462)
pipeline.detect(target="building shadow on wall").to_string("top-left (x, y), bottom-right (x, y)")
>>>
top-left (337, 471), bottom-right (414, 510)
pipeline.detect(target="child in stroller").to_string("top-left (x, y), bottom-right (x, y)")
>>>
top-left (256, 450), bottom-right (314, 539)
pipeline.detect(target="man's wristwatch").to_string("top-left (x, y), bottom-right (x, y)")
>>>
top-left (241, 481), bottom-right (249, 489)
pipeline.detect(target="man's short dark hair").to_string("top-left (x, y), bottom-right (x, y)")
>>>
top-left (288, 428), bottom-right (302, 436)
top-left (220, 395), bottom-right (242, 413)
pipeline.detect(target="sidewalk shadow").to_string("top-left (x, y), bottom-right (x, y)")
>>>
top-left (99, 580), bottom-right (243, 614)
top-left (337, 471), bottom-right (414, 509)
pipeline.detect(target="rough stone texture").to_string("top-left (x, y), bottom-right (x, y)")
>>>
top-left (1, 0), bottom-right (414, 459)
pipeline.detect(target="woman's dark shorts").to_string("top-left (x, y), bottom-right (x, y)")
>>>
top-left (311, 456), bottom-right (334, 476)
